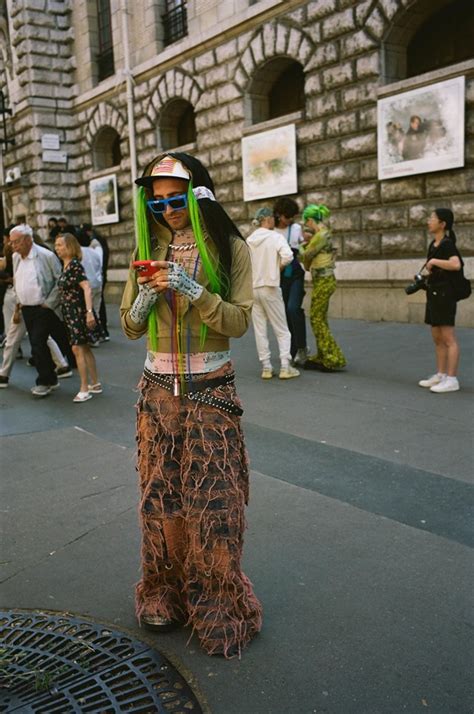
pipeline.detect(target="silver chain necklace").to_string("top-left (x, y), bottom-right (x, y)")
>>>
top-left (169, 242), bottom-right (198, 251)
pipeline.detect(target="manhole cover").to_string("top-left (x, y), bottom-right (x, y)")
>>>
top-left (0, 610), bottom-right (204, 713)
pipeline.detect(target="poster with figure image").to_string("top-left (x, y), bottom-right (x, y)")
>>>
top-left (89, 174), bottom-right (119, 225)
top-left (377, 76), bottom-right (465, 180)
top-left (242, 124), bottom-right (297, 201)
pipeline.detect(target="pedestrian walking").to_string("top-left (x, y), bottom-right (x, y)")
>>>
top-left (247, 207), bottom-right (299, 380)
top-left (10, 224), bottom-right (73, 397)
top-left (76, 231), bottom-right (105, 345)
top-left (301, 204), bottom-right (346, 372)
top-left (55, 233), bottom-right (102, 402)
top-left (80, 223), bottom-right (110, 340)
top-left (0, 230), bottom-right (71, 388)
top-left (418, 208), bottom-right (465, 393)
top-left (120, 152), bottom-right (262, 658)
top-left (46, 217), bottom-right (60, 249)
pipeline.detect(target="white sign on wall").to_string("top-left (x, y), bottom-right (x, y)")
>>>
top-left (41, 134), bottom-right (60, 150)
top-left (42, 150), bottom-right (68, 164)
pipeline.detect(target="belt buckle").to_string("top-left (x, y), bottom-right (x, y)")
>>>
top-left (173, 377), bottom-right (180, 397)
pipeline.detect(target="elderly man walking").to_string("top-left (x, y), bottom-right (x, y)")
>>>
top-left (10, 224), bottom-right (72, 397)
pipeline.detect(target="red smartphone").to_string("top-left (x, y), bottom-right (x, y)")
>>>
top-left (132, 260), bottom-right (159, 278)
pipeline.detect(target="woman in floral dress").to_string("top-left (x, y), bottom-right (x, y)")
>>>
top-left (55, 233), bottom-right (102, 402)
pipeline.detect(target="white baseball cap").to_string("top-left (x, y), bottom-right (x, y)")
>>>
top-left (135, 155), bottom-right (190, 187)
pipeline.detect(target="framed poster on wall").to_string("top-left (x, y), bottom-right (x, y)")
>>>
top-left (377, 76), bottom-right (465, 180)
top-left (242, 123), bottom-right (297, 201)
top-left (89, 174), bottom-right (119, 225)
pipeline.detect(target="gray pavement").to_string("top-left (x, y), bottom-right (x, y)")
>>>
top-left (1, 310), bottom-right (473, 713)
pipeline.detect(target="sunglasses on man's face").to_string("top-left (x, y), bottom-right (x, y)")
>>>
top-left (147, 194), bottom-right (188, 215)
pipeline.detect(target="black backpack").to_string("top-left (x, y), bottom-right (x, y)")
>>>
top-left (452, 247), bottom-right (472, 301)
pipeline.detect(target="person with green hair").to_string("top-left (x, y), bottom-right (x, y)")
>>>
top-left (301, 204), bottom-right (346, 372)
top-left (120, 153), bottom-right (262, 659)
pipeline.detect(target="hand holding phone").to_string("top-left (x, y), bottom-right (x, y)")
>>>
top-left (132, 260), bottom-right (159, 278)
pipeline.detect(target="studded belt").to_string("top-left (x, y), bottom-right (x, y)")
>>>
top-left (142, 368), bottom-right (243, 416)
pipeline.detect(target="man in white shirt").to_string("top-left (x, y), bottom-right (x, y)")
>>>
top-left (246, 207), bottom-right (300, 380)
top-left (11, 224), bottom-right (72, 397)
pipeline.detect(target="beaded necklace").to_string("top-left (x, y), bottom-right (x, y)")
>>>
top-left (166, 227), bottom-right (202, 392)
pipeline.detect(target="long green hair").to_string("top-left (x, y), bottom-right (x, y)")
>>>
top-left (135, 184), bottom-right (226, 350)
top-left (136, 187), bottom-right (158, 349)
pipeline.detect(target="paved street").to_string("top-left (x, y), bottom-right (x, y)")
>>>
top-left (1, 309), bottom-right (473, 714)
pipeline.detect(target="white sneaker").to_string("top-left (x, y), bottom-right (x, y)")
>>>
top-left (418, 373), bottom-right (445, 388)
top-left (31, 384), bottom-right (52, 397)
top-left (430, 377), bottom-right (460, 393)
top-left (279, 366), bottom-right (300, 379)
top-left (261, 367), bottom-right (273, 380)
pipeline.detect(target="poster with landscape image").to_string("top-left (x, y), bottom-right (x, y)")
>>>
top-left (242, 123), bottom-right (298, 201)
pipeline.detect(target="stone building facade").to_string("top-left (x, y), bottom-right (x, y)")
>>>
top-left (1, 0), bottom-right (473, 324)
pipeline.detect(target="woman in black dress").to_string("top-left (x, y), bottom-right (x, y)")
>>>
top-left (418, 208), bottom-right (462, 393)
top-left (55, 233), bottom-right (102, 402)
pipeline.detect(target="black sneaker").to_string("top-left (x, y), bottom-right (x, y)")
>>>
top-left (0, 376), bottom-right (8, 388)
top-left (27, 357), bottom-right (35, 367)
top-left (56, 366), bottom-right (73, 378)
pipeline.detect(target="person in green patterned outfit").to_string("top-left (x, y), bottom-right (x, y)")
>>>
top-left (301, 204), bottom-right (346, 372)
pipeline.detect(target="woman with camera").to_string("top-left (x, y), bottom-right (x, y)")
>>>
top-left (418, 208), bottom-right (462, 393)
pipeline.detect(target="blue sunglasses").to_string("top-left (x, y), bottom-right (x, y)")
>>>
top-left (147, 194), bottom-right (188, 215)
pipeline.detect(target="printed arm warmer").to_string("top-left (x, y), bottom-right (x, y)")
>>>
top-left (168, 262), bottom-right (204, 301)
top-left (129, 283), bottom-right (159, 324)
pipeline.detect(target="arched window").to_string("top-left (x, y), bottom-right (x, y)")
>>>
top-left (158, 99), bottom-right (196, 150)
top-left (407, 0), bottom-right (473, 77)
top-left (382, 0), bottom-right (473, 83)
top-left (246, 58), bottom-right (305, 125)
top-left (93, 126), bottom-right (122, 170)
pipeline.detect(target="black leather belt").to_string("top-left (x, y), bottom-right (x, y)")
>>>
top-left (143, 368), bottom-right (243, 416)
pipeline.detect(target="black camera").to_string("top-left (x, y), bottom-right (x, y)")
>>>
top-left (405, 273), bottom-right (427, 295)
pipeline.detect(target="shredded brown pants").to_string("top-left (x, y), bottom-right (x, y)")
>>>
top-left (135, 366), bottom-right (262, 658)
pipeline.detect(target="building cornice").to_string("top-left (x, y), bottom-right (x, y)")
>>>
top-left (377, 59), bottom-right (474, 97)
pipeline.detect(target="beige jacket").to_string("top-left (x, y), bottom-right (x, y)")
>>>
top-left (120, 227), bottom-right (253, 353)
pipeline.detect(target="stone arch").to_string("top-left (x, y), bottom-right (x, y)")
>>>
top-left (158, 99), bottom-right (197, 150)
top-left (147, 68), bottom-right (202, 125)
top-left (92, 126), bottom-right (122, 170)
top-left (360, 0), bottom-right (468, 83)
top-left (247, 58), bottom-right (305, 124)
top-left (85, 102), bottom-right (126, 149)
top-left (233, 21), bottom-right (315, 94)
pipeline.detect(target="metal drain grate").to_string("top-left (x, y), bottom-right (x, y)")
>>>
top-left (0, 610), bottom-right (203, 713)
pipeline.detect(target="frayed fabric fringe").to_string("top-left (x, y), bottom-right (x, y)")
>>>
top-left (135, 364), bottom-right (262, 658)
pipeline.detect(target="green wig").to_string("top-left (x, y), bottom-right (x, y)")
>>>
top-left (135, 184), bottom-right (226, 351)
top-left (302, 204), bottom-right (331, 223)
